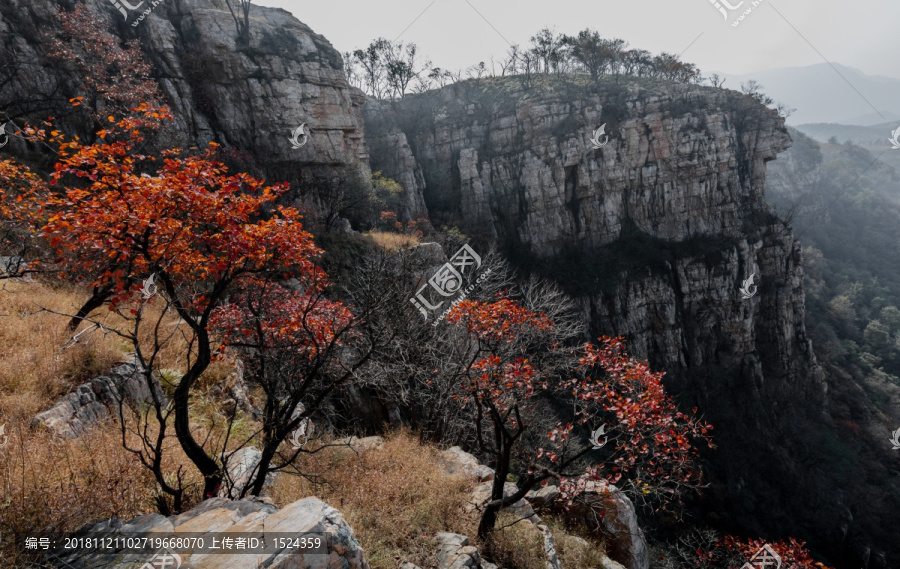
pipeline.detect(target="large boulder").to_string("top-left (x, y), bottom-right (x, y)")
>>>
top-left (468, 481), bottom-right (559, 569)
top-left (46, 496), bottom-right (369, 569)
top-left (439, 447), bottom-right (495, 482)
top-left (218, 446), bottom-right (277, 499)
top-left (31, 359), bottom-right (166, 438)
top-left (545, 481), bottom-right (649, 569)
top-left (435, 532), bottom-right (487, 569)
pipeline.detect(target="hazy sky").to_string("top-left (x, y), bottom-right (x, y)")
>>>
top-left (254, 0), bottom-right (899, 80)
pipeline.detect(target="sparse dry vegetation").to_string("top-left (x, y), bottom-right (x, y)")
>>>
top-left (485, 512), bottom-right (547, 569)
top-left (544, 517), bottom-right (610, 569)
top-left (271, 431), bottom-right (476, 569)
top-left (0, 280), bottom-right (122, 419)
top-left (0, 279), bottom-right (214, 419)
top-left (365, 230), bottom-right (421, 252)
top-left (0, 415), bottom-right (206, 567)
top-left (0, 278), bottom-right (229, 565)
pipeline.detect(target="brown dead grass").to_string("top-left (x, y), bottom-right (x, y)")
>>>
top-left (0, 413), bottom-right (214, 567)
top-left (365, 231), bottom-right (420, 252)
top-left (0, 281), bottom-right (605, 569)
top-left (1, 416), bottom-right (150, 566)
top-left (0, 280), bottom-right (121, 419)
top-left (0, 278), bottom-right (229, 419)
top-left (0, 279), bottom-right (234, 567)
top-left (485, 512), bottom-right (547, 569)
top-left (544, 516), bottom-right (610, 569)
top-left (271, 431), bottom-right (477, 569)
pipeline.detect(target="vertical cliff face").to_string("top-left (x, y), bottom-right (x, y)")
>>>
top-left (365, 77), bottom-right (880, 563)
top-left (366, 77), bottom-right (823, 395)
top-left (0, 0), bottom-right (367, 179)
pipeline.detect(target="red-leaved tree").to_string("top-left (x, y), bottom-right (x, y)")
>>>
top-left (41, 4), bottom-right (169, 329)
top-left (0, 159), bottom-right (48, 279)
top-left (723, 537), bottom-right (833, 569)
top-left (211, 278), bottom-right (361, 498)
top-left (692, 536), bottom-right (834, 569)
top-left (447, 297), bottom-right (712, 537)
top-left (3, 104), bottom-right (326, 505)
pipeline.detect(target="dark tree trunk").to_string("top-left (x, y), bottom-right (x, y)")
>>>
top-left (66, 286), bottom-right (113, 331)
top-left (248, 442), bottom-right (278, 497)
top-left (172, 335), bottom-right (222, 499)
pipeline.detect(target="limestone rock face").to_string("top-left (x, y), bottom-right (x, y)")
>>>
top-left (565, 482), bottom-right (647, 569)
top-left (368, 80), bottom-right (821, 395)
top-left (0, 0), bottom-right (367, 181)
top-left (524, 482), bottom-right (647, 569)
top-left (368, 79), bottom-right (835, 559)
top-left (32, 360), bottom-right (166, 438)
top-left (46, 496), bottom-right (370, 569)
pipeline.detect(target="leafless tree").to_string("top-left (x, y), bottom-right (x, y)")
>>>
top-left (223, 0), bottom-right (253, 45)
top-left (707, 73), bottom-right (726, 89)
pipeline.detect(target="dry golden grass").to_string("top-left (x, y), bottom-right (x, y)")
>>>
top-left (365, 231), bottom-right (420, 252)
top-left (0, 413), bottom-right (215, 567)
top-left (484, 512), bottom-right (547, 569)
top-left (271, 431), bottom-right (477, 569)
top-left (0, 278), bottom-right (237, 566)
top-left (0, 280), bottom-right (605, 569)
top-left (544, 516), bottom-right (610, 569)
top-left (0, 278), bottom-right (228, 419)
top-left (0, 279), bottom-right (122, 419)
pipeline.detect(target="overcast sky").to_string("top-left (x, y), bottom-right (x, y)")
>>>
top-left (254, 0), bottom-right (899, 80)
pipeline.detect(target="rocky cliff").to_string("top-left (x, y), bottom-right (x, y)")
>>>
top-left (0, 0), bottom-right (367, 183)
top-left (365, 78), bottom-right (888, 567)
top-left (366, 77), bottom-right (825, 398)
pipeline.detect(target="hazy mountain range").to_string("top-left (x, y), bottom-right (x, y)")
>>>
top-left (716, 63), bottom-right (900, 126)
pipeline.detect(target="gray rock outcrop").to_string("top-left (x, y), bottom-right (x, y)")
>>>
top-left (32, 360), bottom-right (165, 438)
top-left (365, 78), bottom-right (839, 561)
top-left (46, 496), bottom-right (370, 569)
top-left (0, 0), bottom-right (367, 192)
top-left (529, 483), bottom-right (648, 569)
top-left (436, 532), bottom-right (486, 569)
top-left (218, 446), bottom-right (279, 499)
top-left (439, 446), bottom-right (495, 482)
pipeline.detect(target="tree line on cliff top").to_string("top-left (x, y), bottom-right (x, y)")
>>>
top-left (343, 27), bottom-right (704, 100)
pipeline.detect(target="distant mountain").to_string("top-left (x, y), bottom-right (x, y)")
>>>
top-left (793, 121), bottom-right (897, 146)
top-left (837, 111), bottom-right (900, 126)
top-left (714, 63), bottom-right (900, 125)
